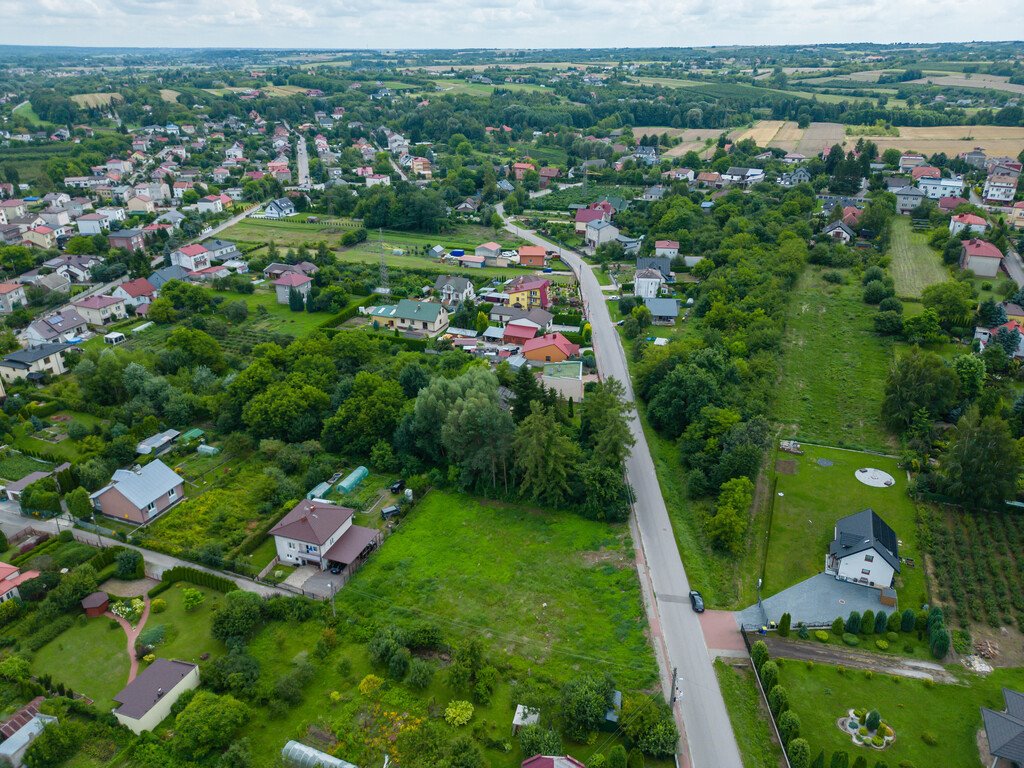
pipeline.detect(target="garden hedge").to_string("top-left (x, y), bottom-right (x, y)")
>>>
top-left (147, 566), bottom-right (238, 598)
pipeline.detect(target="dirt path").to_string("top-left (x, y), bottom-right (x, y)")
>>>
top-left (757, 633), bottom-right (957, 683)
top-left (105, 595), bottom-right (151, 683)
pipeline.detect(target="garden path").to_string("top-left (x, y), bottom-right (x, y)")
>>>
top-left (105, 595), bottom-right (151, 683)
top-left (757, 633), bottom-right (957, 683)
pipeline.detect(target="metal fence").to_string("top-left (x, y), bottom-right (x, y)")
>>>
top-left (739, 630), bottom-right (793, 768)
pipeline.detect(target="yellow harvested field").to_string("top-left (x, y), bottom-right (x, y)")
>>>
top-left (633, 127), bottom-right (717, 141)
top-left (772, 121), bottom-right (806, 150)
top-left (911, 74), bottom-right (1024, 94)
top-left (796, 122), bottom-right (845, 155)
top-left (735, 120), bottom-right (785, 145)
top-left (868, 126), bottom-right (1024, 157)
top-left (159, 89), bottom-right (181, 103)
top-left (260, 84), bottom-right (308, 96)
top-left (70, 92), bottom-right (122, 108)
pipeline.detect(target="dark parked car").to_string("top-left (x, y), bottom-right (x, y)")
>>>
top-left (390, 480), bottom-right (405, 494)
top-left (689, 590), bottom-right (705, 613)
top-left (329, 563), bottom-right (342, 575)
top-left (381, 505), bottom-right (401, 520)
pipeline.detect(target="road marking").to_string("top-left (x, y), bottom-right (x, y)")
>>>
top-left (657, 593), bottom-right (693, 604)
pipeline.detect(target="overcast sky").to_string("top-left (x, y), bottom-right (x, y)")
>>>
top-left (0, 0), bottom-right (1017, 50)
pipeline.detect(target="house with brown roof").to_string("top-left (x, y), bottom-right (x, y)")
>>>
top-left (112, 278), bottom-right (158, 308)
top-left (274, 272), bottom-right (313, 304)
top-left (270, 499), bottom-right (381, 573)
top-left (518, 246), bottom-right (547, 268)
top-left (72, 294), bottom-right (127, 326)
top-left (0, 282), bottom-right (27, 314)
top-left (961, 239), bottom-right (1003, 278)
top-left (113, 659), bottom-right (199, 734)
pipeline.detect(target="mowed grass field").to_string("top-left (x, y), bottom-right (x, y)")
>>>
top-left (869, 125), bottom-right (1024, 158)
top-left (765, 444), bottom-right (927, 606)
top-left (780, 662), bottom-right (1024, 768)
top-left (69, 92), bottom-right (122, 108)
top-left (773, 267), bottom-right (895, 452)
top-left (889, 218), bottom-right (948, 298)
top-left (159, 89), bottom-right (181, 103)
top-left (32, 617), bottom-right (129, 710)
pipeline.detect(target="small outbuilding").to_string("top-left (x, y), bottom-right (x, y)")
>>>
top-left (81, 591), bottom-right (109, 618)
top-left (281, 740), bottom-right (357, 768)
top-left (337, 466), bottom-right (368, 494)
top-left (512, 704), bottom-right (540, 736)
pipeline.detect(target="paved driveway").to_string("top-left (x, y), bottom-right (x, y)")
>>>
top-left (299, 568), bottom-right (344, 598)
top-left (736, 573), bottom-right (888, 628)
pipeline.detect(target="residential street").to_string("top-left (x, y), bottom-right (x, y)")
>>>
top-left (295, 134), bottom-right (311, 188)
top-left (497, 205), bottom-right (744, 768)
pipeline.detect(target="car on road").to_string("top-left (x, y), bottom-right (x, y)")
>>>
top-left (689, 590), bottom-right (705, 613)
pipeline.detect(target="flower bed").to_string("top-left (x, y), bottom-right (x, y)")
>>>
top-left (836, 708), bottom-right (895, 750)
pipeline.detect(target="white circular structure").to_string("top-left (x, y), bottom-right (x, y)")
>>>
top-left (855, 468), bottom-right (895, 488)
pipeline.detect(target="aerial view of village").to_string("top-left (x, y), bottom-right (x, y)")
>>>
top-left (0, 12), bottom-right (1022, 768)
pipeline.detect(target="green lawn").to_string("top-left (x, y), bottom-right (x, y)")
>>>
top-left (429, 79), bottom-right (550, 96)
top-left (773, 267), bottom-right (896, 452)
top-left (779, 659), bottom-right (1024, 768)
top-left (147, 583), bottom-right (227, 664)
top-left (889, 218), bottom-right (948, 298)
top-left (12, 101), bottom-right (49, 127)
top-left (715, 660), bottom-right (784, 768)
top-left (765, 444), bottom-right (927, 606)
top-left (0, 450), bottom-right (53, 482)
top-left (32, 616), bottom-right (129, 711)
top-left (217, 286), bottom-right (336, 336)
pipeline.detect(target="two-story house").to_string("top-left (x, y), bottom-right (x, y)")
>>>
top-left (72, 295), bottom-right (128, 326)
top-left (0, 343), bottom-right (70, 383)
top-left (433, 275), bottom-right (475, 306)
top-left (0, 282), bottom-right (27, 313)
top-left (825, 508), bottom-right (900, 590)
top-left (270, 499), bottom-right (381, 573)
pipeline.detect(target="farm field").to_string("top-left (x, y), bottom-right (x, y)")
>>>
top-left (910, 73), bottom-right (1024, 94)
top-left (889, 218), bottom-right (948, 298)
top-left (773, 266), bottom-right (895, 452)
top-left (12, 101), bottom-right (49, 127)
top-left (764, 444), bottom-right (927, 606)
top-left (869, 125), bottom-right (1024, 158)
top-left (69, 92), bottom-right (122, 107)
top-left (633, 75), bottom-right (705, 88)
top-left (734, 120), bottom-right (787, 146)
top-left (428, 79), bottom-right (549, 96)
top-left (259, 84), bottom-right (309, 96)
top-left (715, 660), bottom-right (783, 768)
top-left (158, 89), bottom-right (181, 102)
top-left (779, 661), bottom-right (1024, 768)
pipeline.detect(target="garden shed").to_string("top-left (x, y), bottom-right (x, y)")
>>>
top-left (281, 740), bottom-right (357, 768)
top-left (81, 591), bottom-right (109, 618)
top-left (337, 466), bottom-right (368, 494)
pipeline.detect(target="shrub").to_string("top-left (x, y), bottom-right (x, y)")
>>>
top-left (903, 643), bottom-right (914, 653)
top-left (930, 628), bottom-right (950, 659)
top-left (921, 731), bottom-right (938, 746)
top-left (832, 617), bottom-right (846, 636)
top-left (887, 612), bottom-right (902, 633)
top-left (788, 737), bottom-right (811, 768)
top-left (768, 685), bottom-right (789, 716)
top-left (866, 711), bottom-right (881, 731)
top-left (358, 674), bottom-right (384, 696)
top-left (182, 588), bottom-right (205, 612)
top-left (407, 659), bottom-right (434, 690)
top-left (797, 623), bottom-right (810, 640)
top-left (445, 700), bottom-right (474, 727)
top-left (875, 639), bottom-right (889, 650)
top-left (114, 549), bottom-right (144, 580)
top-left (952, 629), bottom-right (971, 655)
top-left (874, 611), bottom-right (888, 634)
top-left (759, 661), bottom-right (779, 692)
top-left (846, 611), bottom-right (862, 634)
top-left (863, 280), bottom-right (892, 304)
top-left (388, 647), bottom-right (411, 681)
top-left (853, 708), bottom-right (867, 720)
top-left (842, 633), bottom-right (861, 646)
top-left (900, 609), bottom-right (916, 632)
top-left (150, 598), bottom-right (167, 614)
top-left (779, 710), bottom-right (801, 746)
top-left (751, 640), bottom-right (769, 671)
top-left (863, 670), bottom-right (873, 680)
top-left (886, 631), bottom-right (899, 642)
top-left (861, 610), bottom-right (875, 635)
top-left (779, 612), bottom-right (792, 637)
top-left (815, 630), bottom-right (830, 642)
top-left (862, 266), bottom-right (885, 285)
top-left (872, 736), bottom-right (885, 747)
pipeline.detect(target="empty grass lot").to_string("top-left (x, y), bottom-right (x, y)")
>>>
top-left (779, 660), bottom-right (1024, 768)
top-left (715, 660), bottom-right (783, 768)
top-left (32, 617), bottom-right (129, 711)
top-left (764, 444), bottom-right (927, 606)
top-left (890, 218), bottom-right (948, 298)
top-left (773, 267), bottom-right (895, 452)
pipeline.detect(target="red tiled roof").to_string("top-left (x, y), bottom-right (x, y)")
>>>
top-left (118, 278), bottom-right (156, 297)
top-left (574, 209), bottom-right (606, 224)
top-left (177, 244), bottom-right (208, 257)
top-left (270, 500), bottom-right (354, 546)
top-left (952, 213), bottom-right (987, 226)
top-left (655, 240), bottom-right (679, 248)
top-left (963, 239), bottom-right (1002, 259)
top-left (523, 332), bottom-right (578, 358)
top-left (518, 246), bottom-right (546, 258)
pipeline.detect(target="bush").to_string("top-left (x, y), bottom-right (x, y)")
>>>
top-left (921, 731), bottom-right (938, 746)
top-left (886, 631), bottom-right (899, 642)
top-left (114, 549), bottom-right (144, 580)
top-left (845, 611), bottom-right (862, 634)
top-left (779, 612), bottom-right (792, 637)
top-left (759, 661), bottom-right (779, 692)
top-left (815, 630), bottom-right (830, 642)
top-left (866, 711), bottom-right (881, 731)
top-left (900, 608), bottom-right (916, 633)
top-left (150, 598), bottom-right (167, 614)
top-left (872, 735), bottom-right (885, 747)
top-left (952, 629), bottom-right (971, 655)
top-left (751, 640), bottom-right (769, 671)
top-left (832, 617), bottom-right (845, 636)
top-left (768, 685), bottom-right (789, 716)
top-left (358, 674), bottom-right (383, 696)
top-left (779, 710), bottom-right (801, 746)
top-left (874, 611), bottom-right (888, 634)
top-left (787, 737), bottom-right (811, 768)
top-left (863, 280), bottom-right (892, 304)
top-left (861, 610), bottom-right (875, 635)
top-left (822, 271), bottom-right (845, 284)
top-left (445, 700), bottom-right (474, 727)
top-left (930, 629), bottom-right (950, 659)
top-left (407, 659), bottom-right (434, 690)
top-left (875, 639), bottom-right (889, 650)
top-left (842, 633), bottom-right (861, 646)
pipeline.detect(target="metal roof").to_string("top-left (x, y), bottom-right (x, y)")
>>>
top-left (91, 459), bottom-right (181, 509)
top-left (828, 508), bottom-right (900, 572)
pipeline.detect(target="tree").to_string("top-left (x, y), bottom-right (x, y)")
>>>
top-left (115, 549), bottom-right (143, 580)
top-left (244, 382), bottom-right (330, 443)
top-left (830, 751), bottom-right (850, 768)
top-left (778, 612), bottom-right (792, 638)
top-left (514, 401), bottom-right (578, 508)
top-left (211, 591), bottom-right (264, 644)
top-left (510, 363), bottom-right (542, 422)
top-left (560, 674), bottom-right (615, 741)
top-left (607, 745), bottom-right (628, 768)
top-left (322, 372), bottom-right (405, 455)
top-left (866, 710), bottom-right (881, 731)
top-left (941, 407), bottom-right (1020, 508)
top-left (902, 308), bottom-right (946, 345)
top-left (768, 684), bottom-right (789, 716)
top-left (65, 486), bottom-right (92, 519)
top-left (953, 354), bottom-right (985, 400)
top-left (845, 611), bottom-right (861, 634)
top-left (647, 364), bottom-right (720, 438)
top-left (579, 377), bottom-right (635, 470)
top-left (174, 691), bottom-right (250, 759)
top-left (519, 725), bottom-right (561, 758)
top-left (788, 738), bottom-right (811, 768)
top-left (861, 609), bottom-right (875, 635)
top-left (779, 709), bottom-right (801, 745)
top-left (443, 389), bottom-right (514, 493)
top-left (922, 281), bottom-right (974, 331)
top-left (288, 287), bottom-right (305, 312)
top-left (760, 661), bottom-right (779, 692)
top-left (882, 348), bottom-right (959, 431)
top-left (182, 587), bottom-right (206, 612)
top-left (707, 476), bottom-right (754, 554)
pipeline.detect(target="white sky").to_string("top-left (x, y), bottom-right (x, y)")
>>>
top-left (0, 0), bottom-right (1017, 50)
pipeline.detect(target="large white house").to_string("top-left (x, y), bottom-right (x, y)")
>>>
top-left (633, 268), bottom-right (664, 299)
top-left (825, 508), bottom-right (900, 590)
top-left (270, 499), bottom-right (381, 573)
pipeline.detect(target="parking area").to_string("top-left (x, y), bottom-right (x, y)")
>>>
top-left (699, 610), bottom-right (746, 656)
top-left (736, 573), bottom-right (888, 628)
top-left (296, 567), bottom-right (346, 598)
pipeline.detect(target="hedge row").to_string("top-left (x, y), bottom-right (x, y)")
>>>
top-left (87, 545), bottom-right (126, 572)
top-left (317, 294), bottom-right (377, 330)
top-left (25, 615), bottom-right (75, 652)
top-left (10, 531), bottom-right (66, 567)
top-left (147, 566), bottom-right (238, 598)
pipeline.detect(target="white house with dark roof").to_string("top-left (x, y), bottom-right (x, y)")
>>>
top-left (825, 508), bottom-right (900, 590)
top-left (21, 308), bottom-right (88, 347)
top-left (433, 275), bottom-right (475, 306)
top-left (113, 659), bottom-right (199, 734)
top-left (270, 499), bottom-right (381, 572)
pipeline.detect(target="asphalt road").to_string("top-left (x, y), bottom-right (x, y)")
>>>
top-left (295, 134), bottom-right (311, 188)
top-left (497, 205), bottom-right (743, 768)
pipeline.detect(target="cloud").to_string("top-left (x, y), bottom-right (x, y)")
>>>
top-left (0, 0), bottom-right (1016, 48)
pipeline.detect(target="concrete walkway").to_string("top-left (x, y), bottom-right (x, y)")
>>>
top-left (736, 573), bottom-right (888, 629)
top-left (105, 595), bottom-right (151, 683)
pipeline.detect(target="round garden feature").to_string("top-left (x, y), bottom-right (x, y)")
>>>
top-left (837, 708), bottom-right (896, 750)
top-left (855, 468), bottom-right (895, 488)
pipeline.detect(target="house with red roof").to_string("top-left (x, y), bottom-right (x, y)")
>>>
top-left (72, 294), bottom-right (127, 326)
top-left (22, 226), bottom-right (55, 250)
top-left (512, 162), bottom-right (535, 181)
top-left (961, 239), bottom-right (1003, 278)
top-left (506, 276), bottom-right (551, 310)
top-left (521, 758), bottom-right (586, 768)
top-left (0, 562), bottom-right (40, 604)
top-left (170, 244), bottom-right (211, 271)
top-left (270, 499), bottom-right (381, 572)
top-left (574, 208), bottom-right (608, 234)
top-left (197, 195), bottom-right (224, 214)
top-left (273, 272), bottom-right (313, 304)
top-left (502, 322), bottom-right (538, 345)
top-left (655, 240), bottom-right (679, 258)
top-left (911, 165), bottom-right (941, 182)
top-left (938, 196), bottom-right (969, 213)
top-left (949, 213), bottom-right (988, 237)
top-left (112, 277), bottom-right (158, 308)
top-left (523, 332), bottom-right (579, 363)
top-left (842, 206), bottom-right (863, 228)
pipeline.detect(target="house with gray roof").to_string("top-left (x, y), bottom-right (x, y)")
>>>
top-left (433, 275), bottom-right (475, 306)
top-left (636, 257), bottom-right (672, 280)
top-left (90, 459), bottom-right (184, 524)
top-left (982, 688), bottom-right (1024, 766)
top-left (148, 264), bottom-right (191, 289)
top-left (0, 343), bottom-right (70, 383)
top-left (825, 508), bottom-right (900, 590)
top-left (21, 308), bottom-right (88, 347)
top-left (644, 298), bottom-right (680, 324)
top-left (113, 659), bottom-right (199, 734)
